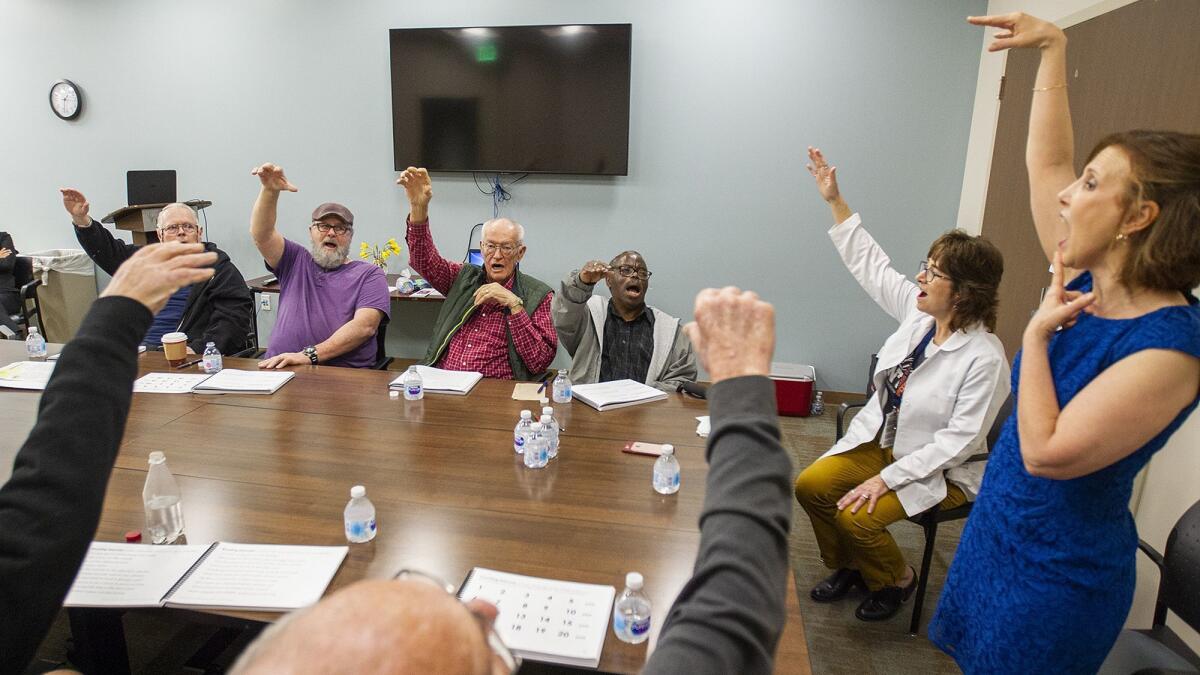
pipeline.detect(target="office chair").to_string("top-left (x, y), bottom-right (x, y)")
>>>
top-left (1097, 499), bottom-right (1200, 675)
top-left (12, 256), bottom-right (43, 337)
top-left (372, 319), bottom-right (392, 370)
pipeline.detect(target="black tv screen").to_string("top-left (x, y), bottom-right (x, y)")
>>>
top-left (389, 24), bottom-right (632, 175)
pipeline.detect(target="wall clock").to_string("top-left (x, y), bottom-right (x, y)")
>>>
top-left (49, 79), bottom-right (82, 120)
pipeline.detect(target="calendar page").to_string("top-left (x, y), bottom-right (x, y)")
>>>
top-left (133, 372), bottom-right (212, 394)
top-left (458, 567), bottom-right (615, 668)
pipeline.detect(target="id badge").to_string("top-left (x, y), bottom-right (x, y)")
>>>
top-left (880, 409), bottom-right (898, 448)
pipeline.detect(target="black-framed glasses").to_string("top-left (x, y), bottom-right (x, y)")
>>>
top-left (159, 223), bottom-right (198, 235)
top-left (614, 265), bottom-right (652, 280)
top-left (311, 222), bottom-right (352, 236)
top-left (917, 260), bottom-right (950, 283)
top-left (482, 241), bottom-right (520, 256)
top-left (393, 569), bottom-right (521, 674)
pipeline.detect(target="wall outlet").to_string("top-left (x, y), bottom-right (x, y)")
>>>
top-left (259, 295), bottom-right (271, 311)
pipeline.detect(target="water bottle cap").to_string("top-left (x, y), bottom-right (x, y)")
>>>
top-left (539, 414), bottom-right (551, 423)
top-left (661, 444), bottom-right (674, 456)
top-left (28, 327), bottom-right (38, 334)
top-left (625, 572), bottom-right (643, 590)
top-left (408, 365), bottom-right (418, 372)
top-left (389, 390), bottom-right (400, 399)
top-left (148, 451), bottom-right (165, 464)
top-left (350, 485), bottom-right (365, 498)
top-left (559, 369), bottom-right (567, 375)
top-left (530, 422), bottom-right (543, 431)
top-left (206, 341), bottom-right (216, 347)
top-left (520, 410), bottom-right (532, 419)
top-left (542, 406), bottom-right (554, 415)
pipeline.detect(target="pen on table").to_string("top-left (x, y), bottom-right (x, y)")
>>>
top-left (174, 358), bottom-right (204, 370)
top-left (536, 374), bottom-right (553, 394)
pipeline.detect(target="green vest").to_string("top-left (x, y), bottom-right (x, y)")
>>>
top-left (421, 265), bottom-right (553, 381)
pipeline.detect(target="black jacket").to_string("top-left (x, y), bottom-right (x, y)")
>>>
top-left (75, 220), bottom-right (254, 354)
top-left (0, 231), bottom-right (19, 315)
top-left (0, 297), bottom-right (150, 674)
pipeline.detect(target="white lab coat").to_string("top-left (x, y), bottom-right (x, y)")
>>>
top-left (821, 214), bottom-right (1011, 516)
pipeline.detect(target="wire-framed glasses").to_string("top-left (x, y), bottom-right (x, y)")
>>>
top-left (917, 260), bottom-right (950, 283)
top-left (613, 265), bottom-right (652, 280)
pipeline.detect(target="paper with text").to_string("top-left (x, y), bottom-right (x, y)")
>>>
top-left (63, 542), bottom-right (210, 607)
top-left (165, 543), bottom-right (348, 611)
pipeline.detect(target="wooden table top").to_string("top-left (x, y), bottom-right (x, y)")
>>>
top-left (246, 273), bottom-right (446, 303)
top-left (0, 342), bottom-right (810, 674)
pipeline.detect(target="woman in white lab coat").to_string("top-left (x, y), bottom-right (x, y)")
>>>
top-left (793, 147), bottom-right (1010, 622)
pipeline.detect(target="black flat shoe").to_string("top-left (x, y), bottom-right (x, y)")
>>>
top-left (810, 568), bottom-right (865, 603)
top-left (854, 569), bottom-right (917, 621)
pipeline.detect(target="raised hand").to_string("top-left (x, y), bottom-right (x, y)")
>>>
top-left (100, 242), bottom-right (217, 314)
top-left (684, 287), bottom-right (775, 385)
top-left (968, 12), bottom-right (1065, 52)
top-left (578, 260), bottom-right (611, 285)
top-left (397, 167), bottom-right (433, 222)
top-left (806, 147), bottom-right (841, 203)
top-left (251, 163), bottom-right (299, 193)
top-left (60, 188), bottom-right (92, 227)
top-left (1024, 251), bottom-right (1095, 343)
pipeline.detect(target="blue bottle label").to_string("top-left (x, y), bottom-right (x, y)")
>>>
top-left (407, 386), bottom-right (421, 395)
top-left (631, 616), bottom-right (650, 636)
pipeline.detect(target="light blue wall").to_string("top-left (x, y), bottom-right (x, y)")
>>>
top-left (0, 0), bottom-right (985, 391)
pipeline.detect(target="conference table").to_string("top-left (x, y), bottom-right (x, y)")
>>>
top-left (0, 342), bottom-right (810, 674)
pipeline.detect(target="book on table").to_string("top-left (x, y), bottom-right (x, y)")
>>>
top-left (389, 365), bottom-right (482, 395)
top-left (570, 379), bottom-right (668, 411)
top-left (63, 542), bottom-right (348, 611)
top-left (190, 369), bottom-right (295, 395)
top-left (457, 567), bottom-right (615, 669)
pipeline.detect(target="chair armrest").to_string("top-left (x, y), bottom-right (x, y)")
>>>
top-left (1136, 539), bottom-right (1165, 571)
top-left (836, 401), bottom-right (867, 441)
top-left (20, 278), bottom-right (41, 299)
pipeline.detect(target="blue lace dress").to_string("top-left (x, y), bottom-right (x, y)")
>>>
top-left (928, 272), bottom-right (1200, 674)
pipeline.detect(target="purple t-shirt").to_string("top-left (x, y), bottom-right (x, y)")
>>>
top-left (266, 239), bottom-right (391, 368)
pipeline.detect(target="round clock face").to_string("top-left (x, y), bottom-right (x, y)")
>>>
top-left (50, 80), bottom-right (81, 120)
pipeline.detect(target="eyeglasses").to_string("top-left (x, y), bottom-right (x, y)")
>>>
top-left (482, 241), bottom-right (520, 256)
top-left (159, 223), bottom-right (198, 235)
top-left (393, 569), bottom-right (521, 674)
top-left (311, 222), bottom-right (352, 236)
top-left (613, 265), bottom-right (652, 280)
top-left (917, 260), bottom-right (951, 283)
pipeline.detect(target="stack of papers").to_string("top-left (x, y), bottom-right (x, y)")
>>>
top-left (390, 365), bottom-right (482, 395)
top-left (0, 361), bottom-right (57, 390)
top-left (570, 379), bottom-right (668, 412)
top-left (191, 369), bottom-right (296, 395)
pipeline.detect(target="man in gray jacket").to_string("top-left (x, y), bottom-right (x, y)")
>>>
top-left (553, 251), bottom-right (697, 391)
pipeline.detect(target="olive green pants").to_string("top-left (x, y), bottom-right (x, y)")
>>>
top-left (794, 440), bottom-right (967, 591)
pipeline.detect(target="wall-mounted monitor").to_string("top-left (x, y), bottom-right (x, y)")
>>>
top-left (389, 24), bottom-right (632, 176)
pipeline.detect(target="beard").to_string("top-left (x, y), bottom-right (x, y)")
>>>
top-left (311, 240), bottom-right (350, 270)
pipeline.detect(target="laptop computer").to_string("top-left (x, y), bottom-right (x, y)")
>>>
top-left (126, 170), bottom-right (177, 206)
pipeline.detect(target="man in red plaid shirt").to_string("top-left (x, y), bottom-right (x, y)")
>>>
top-left (398, 168), bottom-right (557, 380)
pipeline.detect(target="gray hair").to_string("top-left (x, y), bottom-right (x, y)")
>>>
top-left (481, 217), bottom-right (525, 243)
top-left (155, 202), bottom-right (198, 228)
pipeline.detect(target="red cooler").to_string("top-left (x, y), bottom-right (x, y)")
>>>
top-left (771, 364), bottom-right (815, 417)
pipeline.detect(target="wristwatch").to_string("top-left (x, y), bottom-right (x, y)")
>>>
top-left (508, 298), bottom-right (524, 314)
top-left (302, 346), bottom-right (318, 364)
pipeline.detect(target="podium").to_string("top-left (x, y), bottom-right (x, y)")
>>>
top-left (100, 199), bottom-right (212, 245)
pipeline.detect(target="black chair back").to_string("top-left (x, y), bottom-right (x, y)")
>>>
top-left (373, 318), bottom-right (392, 370)
top-left (13, 256), bottom-right (33, 288)
top-left (1158, 499), bottom-right (1200, 631)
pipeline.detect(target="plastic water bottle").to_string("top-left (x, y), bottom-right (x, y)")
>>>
top-left (201, 341), bottom-right (223, 374)
top-left (541, 406), bottom-right (560, 459)
top-left (613, 572), bottom-right (652, 644)
top-left (524, 422), bottom-right (549, 469)
top-left (552, 369), bottom-right (572, 403)
top-left (811, 391), bottom-right (825, 416)
top-left (402, 365), bottom-right (424, 400)
top-left (25, 327), bottom-right (47, 361)
top-left (344, 485), bottom-right (377, 543)
top-left (653, 444), bottom-right (681, 495)
top-left (143, 451), bottom-right (185, 544)
top-left (513, 410), bottom-right (533, 454)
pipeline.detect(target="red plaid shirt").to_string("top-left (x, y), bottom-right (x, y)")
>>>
top-left (406, 219), bottom-right (557, 378)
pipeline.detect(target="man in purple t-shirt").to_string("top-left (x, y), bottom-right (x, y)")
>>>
top-left (249, 163), bottom-right (391, 369)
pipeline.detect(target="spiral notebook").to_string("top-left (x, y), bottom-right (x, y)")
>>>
top-left (63, 542), bottom-right (347, 611)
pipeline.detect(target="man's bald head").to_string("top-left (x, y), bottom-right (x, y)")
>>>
top-left (231, 579), bottom-right (497, 675)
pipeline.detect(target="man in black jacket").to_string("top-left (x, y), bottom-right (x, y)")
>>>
top-left (0, 242), bottom-right (218, 674)
top-left (60, 187), bottom-right (255, 355)
top-left (229, 287), bottom-right (792, 675)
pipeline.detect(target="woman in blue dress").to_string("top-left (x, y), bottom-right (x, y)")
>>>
top-left (929, 11), bottom-right (1200, 674)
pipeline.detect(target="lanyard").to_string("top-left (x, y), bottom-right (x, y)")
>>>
top-left (883, 327), bottom-right (936, 414)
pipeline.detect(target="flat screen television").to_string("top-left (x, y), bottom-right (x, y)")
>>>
top-left (389, 24), bottom-right (632, 175)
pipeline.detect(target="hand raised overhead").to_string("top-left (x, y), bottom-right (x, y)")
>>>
top-left (684, 287), bottom-right (775, 385)
top-left (397, 167), bottom-right (433, 207)
top-left (251, 163), bottom-right (299, 193)
top-left (968, 12), bottom-right (1065, 52)
top-left (60, 188), bottom-right (92, 227)
top-left (805, 147), bottom-right (840, 204)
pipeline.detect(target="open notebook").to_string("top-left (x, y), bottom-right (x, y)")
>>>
top-left (389, 365), bottom-right (482, 395)
top-left (131, 369), bottom-right (296, 395)
top-left (458, 567), bottom-right (615, 669)
top-left (570, 379), bottom-right (668, 412)
top-left (64, 542), bottom-right (347, 611)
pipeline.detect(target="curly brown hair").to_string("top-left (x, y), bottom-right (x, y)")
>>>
top-left (928, 231), bottom-right (1004, 333)
top-left (1086, 130), bottom-right (1200, 294)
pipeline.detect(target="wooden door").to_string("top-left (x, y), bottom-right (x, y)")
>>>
top-left (981, 0), bottom-right (1200, 356)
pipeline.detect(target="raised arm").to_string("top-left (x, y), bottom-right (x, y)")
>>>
top-left (807, 147), bottom-right (920, 322)
top-left (398, 167), bottom-right (463, 293)
top-left (61, 188), bottom-right (137, 275)
top-left (249, 163), bottom-right (297, 269)
top-left (969, 13), bottom-right (1074, 264)
top-left (552, 263), bottom-right (608, 356)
